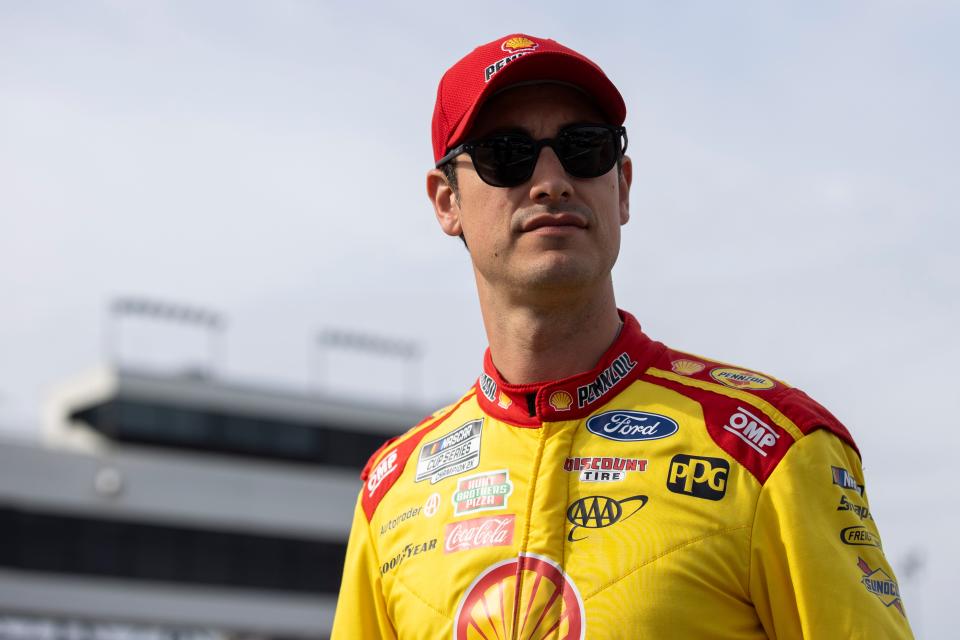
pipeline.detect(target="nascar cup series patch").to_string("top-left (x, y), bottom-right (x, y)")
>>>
top-left (415, 419), bottom-right (482, 484)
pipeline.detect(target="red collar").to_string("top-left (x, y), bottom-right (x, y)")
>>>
top-left (474, 310), bottom-right (664, 427)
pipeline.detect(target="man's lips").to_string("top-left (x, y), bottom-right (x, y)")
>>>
top-left (519, 213), bottom-right (589, 232)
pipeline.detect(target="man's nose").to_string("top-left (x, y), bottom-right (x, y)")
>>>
top-left (528, 147), bottom-right (573, 203)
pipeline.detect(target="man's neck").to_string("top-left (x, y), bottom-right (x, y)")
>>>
top-left (477, 280), bottom-right (622, 385)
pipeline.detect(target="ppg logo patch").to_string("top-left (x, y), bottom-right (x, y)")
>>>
top-left (667, 454), bottom-right (729, 501)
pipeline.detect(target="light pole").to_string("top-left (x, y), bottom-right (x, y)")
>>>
top-left (103, 297), bottom-right (227, 375)
top-left (314, 329), bottom-right (423, 404)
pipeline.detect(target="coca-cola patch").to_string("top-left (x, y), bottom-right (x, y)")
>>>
top-left (444, 515), bottom-right (515, 554)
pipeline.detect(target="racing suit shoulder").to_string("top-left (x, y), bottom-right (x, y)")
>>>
top-left (359, 389), bottom-right (477, 521)
top-left (641, 345), bottom-right (858, 484)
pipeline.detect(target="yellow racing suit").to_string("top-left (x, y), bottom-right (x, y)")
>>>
top-left (332, 311), bottom-right (913, 639)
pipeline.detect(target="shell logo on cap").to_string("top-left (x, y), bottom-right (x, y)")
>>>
top-left (549, 390), bottom-right (573, 411)
top-left (501, 36), bottom-right (538, 53)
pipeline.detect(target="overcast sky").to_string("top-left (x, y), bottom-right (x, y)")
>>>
top-left (2, 1), bottom-right (957, 633)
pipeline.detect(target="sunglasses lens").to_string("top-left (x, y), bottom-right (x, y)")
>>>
top-left (471, 134), bottom-right (537, 187)
top-left (464, 126), bottom-right (622, 187)
top-left (556, 126), bottom-right (618, 178)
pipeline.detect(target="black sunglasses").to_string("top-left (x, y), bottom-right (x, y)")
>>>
top-left (436, 123), bottom-right (628, 188)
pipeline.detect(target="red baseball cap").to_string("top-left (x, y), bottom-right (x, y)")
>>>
top-left (431, 34), bottom-right (627, 163)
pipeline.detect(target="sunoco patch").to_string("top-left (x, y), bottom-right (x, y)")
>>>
top-left (415, 419), bottom-right (483, 484)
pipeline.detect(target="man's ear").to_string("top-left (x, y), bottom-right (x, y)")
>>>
top-left (618, 155), bottom-right (632, 226)
top-left (426, 168), bottom-right (462, 237)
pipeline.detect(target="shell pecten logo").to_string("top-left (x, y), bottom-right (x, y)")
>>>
top-left (671, 359), bottom-right (705, 376)
top-left (455, 553), bottom-right (584, 640)
top-left (501, 36), bottom-right (538, 53)
top-left (549, 390), bottom-right (574, 411)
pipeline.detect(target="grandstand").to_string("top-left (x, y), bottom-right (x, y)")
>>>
top-left (0, 364), bottom-right (427, 640)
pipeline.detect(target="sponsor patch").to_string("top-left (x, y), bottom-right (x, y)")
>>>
top-left (415, 419), bottom-right (483, 484)
top-left (444, 514), bottom-right (515, 553)
top-left (452, 469), bottom-right (513, 516)
top-left (857, 557), bottom-right (905, 616)
top-left (366, 450), bottom-right (398, 498)
top-left (722, 406), bottom-right (780, 456)
top-left (566, 494), bottom-right (648, 541)
top-left (838, 495), bottom-right (872, 520)
top-left (671, 359), bottom-right (705, 376)
top-left (501, 36), bottom-right (538, 53)
top-left (586, 410), bottom-right (679, 442)
top-left (667, 454), bottom-right (729, 500)
top-left (482, 37), bottom-right (540, 83)
top-left (478, 373), bottom-right (497, 403)
top-left (564, 456), bottom-right (647, 482)
top-left (832, 466), bottom-right (864, 495)
top-left (841, 525), bottom-right (882, 548)
top-left (484, 52), bottom-right (529, 82)
top-left (576, 352), bottom-right (637, 408)
top-left (549, 390), bottom-right (573, 411)
top-left (497, 391), bottom-right (512, 409)
top-left (454, 554), bottom-right (583, 640)
top-left (709, 367), bottom-right (775, 390)
top-left (379, 504), bottom-right (421, 536)
top-left (379, 538), bottom-right (437, 576)
top-left (423, 492), bottom-right (441, 518)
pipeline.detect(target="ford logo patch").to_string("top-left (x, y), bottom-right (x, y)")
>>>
top-left (586, 410), bottom-right (679, 442)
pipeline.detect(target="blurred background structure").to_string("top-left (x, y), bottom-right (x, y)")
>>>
top-left (1, 298), bottom-right (427, 639)
top-left (1, 1), bottom-right (957, 638)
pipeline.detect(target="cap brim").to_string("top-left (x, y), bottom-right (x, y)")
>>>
top-left (445, 51), bottom-right (626, 152)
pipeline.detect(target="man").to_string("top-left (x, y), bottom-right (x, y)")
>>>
top-left (332, 34), bottom-right (913, 639)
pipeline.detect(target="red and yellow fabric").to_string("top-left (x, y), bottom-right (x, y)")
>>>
top-left (332, 311), bottom-right (913, 639)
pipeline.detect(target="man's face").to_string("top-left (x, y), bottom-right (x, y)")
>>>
top-left (430, 83), bottom-right (632, 299)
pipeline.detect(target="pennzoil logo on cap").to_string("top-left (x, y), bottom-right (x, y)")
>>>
top-left (549, 390), bottom-right (573, 411)
top-left (484, 37), bottom-right (539, 83)
top-left (501, 36), bottom-right (538, 53)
